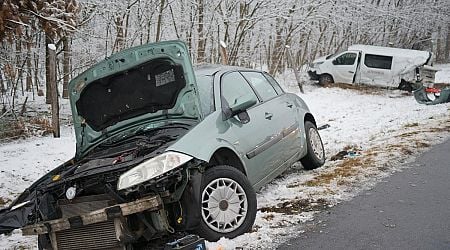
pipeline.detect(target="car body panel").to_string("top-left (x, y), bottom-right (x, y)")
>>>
top-left (69, 40), bottom-right (202, 158)
top-left (169, 67), bottom-right (311, 190)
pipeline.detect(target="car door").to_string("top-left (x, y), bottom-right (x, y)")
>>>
top-left (330, 51), bottom-right (359, 84)
top-left (239, 71), bottom-right (300, 182)
top-left (219, 71), bottom-right (284, 185)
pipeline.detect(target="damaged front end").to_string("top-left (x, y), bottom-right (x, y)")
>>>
top-left (1, 125), bottom-right (205, 249)
top-left (0, 40), bottom-right (206, 249)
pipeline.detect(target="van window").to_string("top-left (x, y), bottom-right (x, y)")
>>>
top-left (364, 54), bottom-right (393, 70)
top-left (333, 53), bottom-right (357, 65)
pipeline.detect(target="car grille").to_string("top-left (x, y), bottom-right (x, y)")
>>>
top-left (55, 220), bottom-right (122, 250)
top-left (54, 195), bottom-right (123, 250)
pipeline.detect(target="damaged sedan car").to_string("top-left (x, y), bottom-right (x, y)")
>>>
top-left (0, 41), bottom-right (325, 249)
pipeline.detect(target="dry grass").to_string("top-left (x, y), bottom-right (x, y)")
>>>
top-left (0, 116), bottom-right (53, 140)
top-left (322, 82), bottom-right (393, 95)
top-left (259, 198), bottom-right (328, 215)
top-left (305, 156), bottom-right (375, 187)
top-left (0, 197), bottom-right (11, 206)
top-left (404, 122), bottom-right (419, 128)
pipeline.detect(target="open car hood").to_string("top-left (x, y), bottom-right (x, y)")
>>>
top-left (69, 41), bottom-right (201, 158)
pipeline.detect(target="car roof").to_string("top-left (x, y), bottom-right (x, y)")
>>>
top-left (194, 64), bottom-right (258, 76)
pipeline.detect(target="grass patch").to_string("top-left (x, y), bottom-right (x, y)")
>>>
top-left (0, 197), bottom-right (11, 206)
top-left (305, 156), bottom-right (374, 187)
top-left (259, 198), bottom-right (328, 215)
top-left (404, 122), bottom-right (419, 128)
top-left (0, 116), bottom-right (53, 141)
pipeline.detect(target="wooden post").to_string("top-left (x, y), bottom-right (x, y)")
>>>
top-left (286, 46), bottom-right (304, 93)
top-left (48, 44), bottom-right (60, 138)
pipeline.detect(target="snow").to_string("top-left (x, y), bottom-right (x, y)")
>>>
top-left (1, 68), bottom-right (450, 249)
top-left (47, 44), bottom-right (56, 51)
top-left (435, 64), bottom-right (450, 83)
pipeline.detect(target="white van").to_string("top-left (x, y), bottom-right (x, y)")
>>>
top-left (308, 45), bottom-right (435, 89)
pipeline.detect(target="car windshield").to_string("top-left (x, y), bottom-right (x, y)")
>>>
top-left (195, 74), bottom-right (215, 117)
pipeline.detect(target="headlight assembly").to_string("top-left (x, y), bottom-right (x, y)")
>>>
top-left (117, 151), bottom-right (193, 190)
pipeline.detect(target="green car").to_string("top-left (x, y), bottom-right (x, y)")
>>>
top-left (0, 41), bottom-right (325, 249)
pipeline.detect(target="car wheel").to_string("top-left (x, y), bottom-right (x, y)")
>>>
top-left (301, 121), bottom-right (325, 170)
top-left (318, 74), bottom-right (333, 85)
top-left (38, 234), bottom-right (52, 250)
top-left (195, 165), bottom-right (256, 241)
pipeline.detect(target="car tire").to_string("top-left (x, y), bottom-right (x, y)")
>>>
top-left (195, 165), bottom-right (256, 241)
top-left (301, 121), bottom-right (325, 170)
top-left (318, 74), bottom-right (333, 85)
top-left (398, 80), bottom-right (413, 92)
top-left (38, 234), bottom-right (52, 250)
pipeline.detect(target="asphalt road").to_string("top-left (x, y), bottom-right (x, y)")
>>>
top-left (279, 139), bottom-right (450, 250)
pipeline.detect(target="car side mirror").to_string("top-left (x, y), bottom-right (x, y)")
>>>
top-left (332, 59), bottom-right (337, 65)
top-left (223, 95), bottom-right (257, 120)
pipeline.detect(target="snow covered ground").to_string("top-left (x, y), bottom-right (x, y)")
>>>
top-left (1, 67), bottom-right (450, 249)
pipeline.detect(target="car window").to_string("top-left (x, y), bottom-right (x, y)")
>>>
top-left (364, 54), bottom-right (393, 70)
top-left (333, 52), bottom-right (357, 65)
top-left (262, 73), bottom-right (284, 94)
top-left (195, 74), bottom-right (215, 116)
top-left (221, 72), bottom-right (258, 107)
top-left (240, 72), bottom-right (278, 101)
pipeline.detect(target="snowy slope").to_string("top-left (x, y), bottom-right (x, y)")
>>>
top-left (1, 72), bottom-right (449, 249)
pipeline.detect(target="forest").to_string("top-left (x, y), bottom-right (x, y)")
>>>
top-left (0, 0), bottom-right (449, 139)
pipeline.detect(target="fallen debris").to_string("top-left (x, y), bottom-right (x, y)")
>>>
top-left (413, 85), bottom-right (450, 105)
top-left (317, 124), bottom-right (331, 130)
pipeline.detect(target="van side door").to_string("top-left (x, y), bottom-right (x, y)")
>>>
top-left (330, 51), bottom-right (359, 84)
top-left (357, 53), bottom-right (394, 87)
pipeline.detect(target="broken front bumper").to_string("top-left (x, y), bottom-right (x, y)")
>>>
top-left (22, 195), bottom-right (162, 235)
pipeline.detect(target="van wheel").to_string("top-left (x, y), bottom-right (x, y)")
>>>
top-left (195, 165), bottom-right (257, 241)
top-left (398, 80), bottom-right (413, 92)
top-left (319, 74), bottom-right (333, 85)
top-left (301, 121), bottom-right (325, 170)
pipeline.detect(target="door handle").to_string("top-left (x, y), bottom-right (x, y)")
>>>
top-left (265, 112), bottom-right (273, 120)
top-left (348, 71), bottom-right (355, 73)
top-left (286, 102), bottom-right (293, 108)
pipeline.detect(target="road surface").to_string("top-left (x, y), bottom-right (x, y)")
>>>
top-left (279, 139), bottom-right (450, 250)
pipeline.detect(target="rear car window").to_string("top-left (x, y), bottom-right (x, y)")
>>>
top-left (364, 54), bottom-right (393, 70)
top-left (262, 73), bottom-right (284, 94)
top-left (241, 71), bottom-right (278, 101)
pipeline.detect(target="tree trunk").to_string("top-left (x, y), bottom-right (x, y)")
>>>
top-left (445, 23), bottom-right (450, 63)
top-left (48, 44), bottom-right (60, 138)
top-left (62, 36), bottom-right (70, 99)
top-left (26, 33), bottom-right (33, 92)
top-left (197, 0), bottom-right (206, 63)
top-left (286, 48), bottom-right (303, 93)
top-left (155, 0), bottom-right (166, 42)
top-left (45, 35), bottom-right (53, 104)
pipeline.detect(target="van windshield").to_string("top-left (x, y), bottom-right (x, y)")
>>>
top-left (326, 48), bottom-right (346, 59)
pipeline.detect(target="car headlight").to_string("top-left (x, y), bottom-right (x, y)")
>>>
top-left (117, 151), bottom-right (192, 190)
